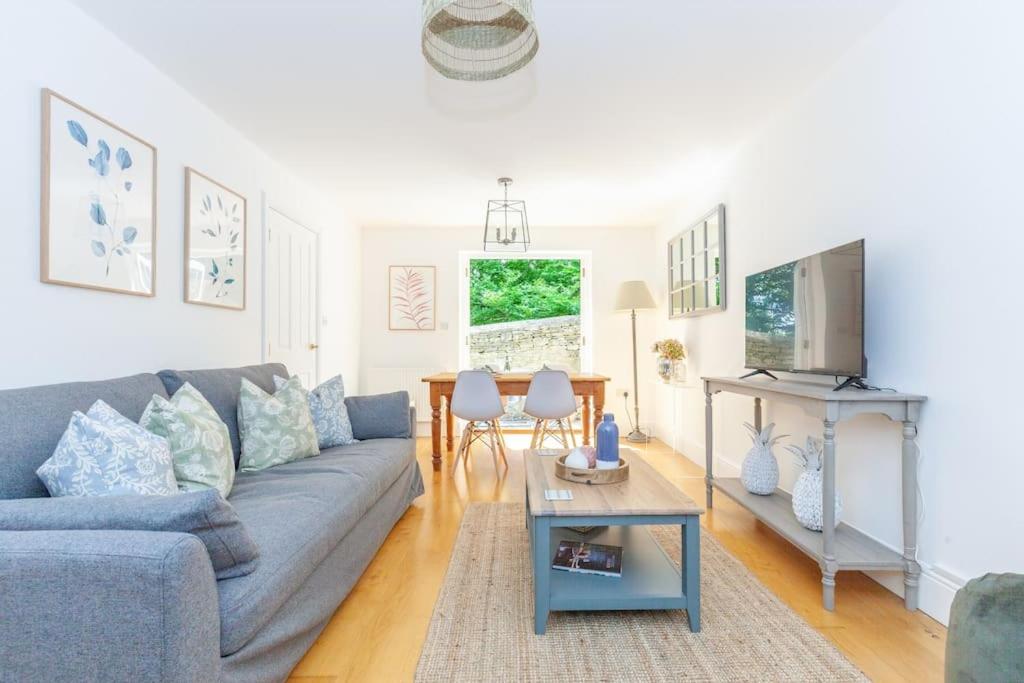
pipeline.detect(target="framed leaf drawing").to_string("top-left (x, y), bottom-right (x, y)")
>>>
top-left (41, 88), bottom-right (157, 296)
top-left (389, 266), bottom-right (436, 330)
top-left (184, 168), bottom-right (246, 310)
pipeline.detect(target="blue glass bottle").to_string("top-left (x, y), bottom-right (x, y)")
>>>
top-left (596, 413), bottom-right (619, 469)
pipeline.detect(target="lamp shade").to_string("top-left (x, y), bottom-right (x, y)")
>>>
top-left (422, 0), bottom-right (539, 82)
top-left (615, 281), bottom-right (656, 312)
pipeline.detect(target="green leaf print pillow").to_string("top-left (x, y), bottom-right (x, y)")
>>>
top-left (237, 376), bottom-right (320, 472)
top-left (140, 382), bottom-right (235, 498)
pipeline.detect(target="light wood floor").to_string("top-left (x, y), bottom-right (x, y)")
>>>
top-left (288, 436), bottom-right (946, 682)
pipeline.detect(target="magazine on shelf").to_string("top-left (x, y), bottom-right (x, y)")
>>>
top-left (551, 541), bottom-right (623, 577)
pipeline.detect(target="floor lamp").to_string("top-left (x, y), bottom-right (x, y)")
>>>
top-left (614, 280), bottom-right (656, 443)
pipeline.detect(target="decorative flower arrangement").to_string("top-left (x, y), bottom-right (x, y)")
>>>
top-left (652, 339), bottom-right (686, 361)
top-left (652, 339), bottom-right (686, 382)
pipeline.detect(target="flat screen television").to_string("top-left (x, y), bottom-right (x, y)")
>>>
top-left (745, 239), bottom-right (865, 379)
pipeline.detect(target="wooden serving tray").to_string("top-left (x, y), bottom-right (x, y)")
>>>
top-left (554, 454), bottom-right (629, 485)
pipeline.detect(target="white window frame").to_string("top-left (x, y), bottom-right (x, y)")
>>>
top-left (457, 250), bottom-right (593, 372)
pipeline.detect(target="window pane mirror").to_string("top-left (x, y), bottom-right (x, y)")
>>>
top-left (666, 204), bottom-right (726, 318)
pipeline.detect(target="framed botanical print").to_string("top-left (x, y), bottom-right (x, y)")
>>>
top-left (388, 265), bottom-right (436, 330)
top-left (41, 88), bottom-right (157, 296)
top-left (184, 168), bottom-right (246, 310)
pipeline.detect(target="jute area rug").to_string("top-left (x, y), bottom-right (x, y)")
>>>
top-left (415, 502), bottom-right (866, 682)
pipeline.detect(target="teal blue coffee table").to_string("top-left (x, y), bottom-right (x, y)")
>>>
top-left (524, 448), bottom-right (704, 635)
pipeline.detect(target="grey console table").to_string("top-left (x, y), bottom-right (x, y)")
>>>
top-left (703, 376), bottom-right (926, 611)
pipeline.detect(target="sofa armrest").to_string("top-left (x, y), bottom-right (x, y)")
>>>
top-left (409, 404), bottom-right (417, 438)
top-left (0, 529), bottom-right (220, 682)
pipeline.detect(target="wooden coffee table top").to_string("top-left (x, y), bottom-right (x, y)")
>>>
top-left (524, 448), bottom-right (704, 517)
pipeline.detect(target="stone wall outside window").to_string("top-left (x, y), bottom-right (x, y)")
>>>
top-left (469, 315), bottom-right (581, 372)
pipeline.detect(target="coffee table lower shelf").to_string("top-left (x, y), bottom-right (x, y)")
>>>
top-left (529, 518), bottom-right (700, 635)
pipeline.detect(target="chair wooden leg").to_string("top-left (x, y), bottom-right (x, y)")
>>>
top-left (453, 422), bottom-right (470, 471)
top-left (493, 420), bottom-right (508, 467)
top-left (569, 421), bottom-right (577, 448)
top-left (487, 423), bottom-right (500, 472)
top-left (558, 419), bottom-right (570, 449)
top-left (530, 419), bottom-right (541, 449)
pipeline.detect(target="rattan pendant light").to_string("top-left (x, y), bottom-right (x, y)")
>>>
top-left (422, 0), bottom-right (539, 81)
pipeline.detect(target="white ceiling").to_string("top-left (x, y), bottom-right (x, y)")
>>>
top-left (71, 0), bottom-right (897, 229)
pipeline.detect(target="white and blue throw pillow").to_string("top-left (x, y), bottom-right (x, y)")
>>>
top-left (37, 400), bottom-right (178, 497)
top-left (273, 374), bottom-right (357, 449)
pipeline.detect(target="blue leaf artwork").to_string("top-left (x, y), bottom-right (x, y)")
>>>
top-left (116, 147), bottom-right (132, 170)
top-left (88, 150), bottom-right (109, 176)
top-left (67, 120), bottom-right (88, 146)
top-left (59, 111), bottom-right (145, 284)
top-left (90, 202), bottom-right (107, 225)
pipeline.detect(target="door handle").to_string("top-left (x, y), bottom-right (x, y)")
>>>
top-left (308, 343), bottom-right (319, 350)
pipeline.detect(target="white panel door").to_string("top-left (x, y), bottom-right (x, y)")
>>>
top-left (266, 208), bottom-right (319, 387)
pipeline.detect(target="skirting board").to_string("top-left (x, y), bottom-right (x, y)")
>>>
top-left (866, 565), bottom-right (960, 626)
top-left (653, 426), bottom-right (960, 626)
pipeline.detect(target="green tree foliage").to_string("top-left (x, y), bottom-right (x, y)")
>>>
top-left (470, 259), bottom-right (581, 326)
top-left (745, 261), bottom-right (796, 335)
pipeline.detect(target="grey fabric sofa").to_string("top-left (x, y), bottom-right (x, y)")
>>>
top-left (0, 363), bottom-right (424, 682)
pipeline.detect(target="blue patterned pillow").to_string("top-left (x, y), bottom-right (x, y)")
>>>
top-left (274, 374), bottom-right (357, 449)
top-left (36, 400), bottom-right (178, 497)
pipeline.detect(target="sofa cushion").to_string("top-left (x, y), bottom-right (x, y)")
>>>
top-left (274, 374), bottom-right (357, 449)
top-left (0, 489), bottom-right (259, 579)
top-left (37, 400), bottom-right (178, 498)
top-left (140, 382), bottom-right (235, 498)
top-left (0, 373), bottom-right (168, 500)
top-left (237, 377), bottom-right (320, 472)
top-left (217, 437), bottom-right (416, 655)
top-left (157, 364), bottom-right (287, 467)
top-left (345, 391), bottom-right (412, 440)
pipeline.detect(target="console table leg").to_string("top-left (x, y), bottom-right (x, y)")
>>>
top-left (704, 391), bottom-right (714, 508)
top-left (532, 516), bottom-right (550, 635)
top-left (822, 418), bottom-right (838, 611)
top-left (902, 418), bottom-right (921, 611)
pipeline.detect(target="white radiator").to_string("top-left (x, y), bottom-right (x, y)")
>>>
top-left (365, 367), bottom-right (440, 423)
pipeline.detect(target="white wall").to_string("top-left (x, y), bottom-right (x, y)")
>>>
top-left (0, 0), bottom-right (361, 390)
top-left (652, 0), bottom-right (1024, 624)
top-left (360, 226), bottom-right (656, 431)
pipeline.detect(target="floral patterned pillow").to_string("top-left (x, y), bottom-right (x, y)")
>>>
top-left (37, 400), bottom-right (178, 497)
top-left (140, 382), bottom-right (235, 498)
top-left (237, 377), bottom-right (320, 472)
top-left (273, 374), bottom-right (357, 449)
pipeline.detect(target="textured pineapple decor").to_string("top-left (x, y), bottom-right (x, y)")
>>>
top-left (740, 422), bottom-right (785, 495)
top-left (787, 437), bottom-right (843, 531)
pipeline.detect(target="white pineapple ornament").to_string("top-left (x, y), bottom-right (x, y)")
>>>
top-left (740, 422), bottom-right (786, 495)
top-left (786, 437), bottom-right (842, 531)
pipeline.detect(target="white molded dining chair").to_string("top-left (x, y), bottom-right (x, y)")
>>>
top-left (523, 369), bottom-right (578, 449)
top-left (450, 370), bottom-right (508, 472)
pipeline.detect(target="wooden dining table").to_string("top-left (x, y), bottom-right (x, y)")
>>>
top-left (420, 372), bottom-right (611, 471)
